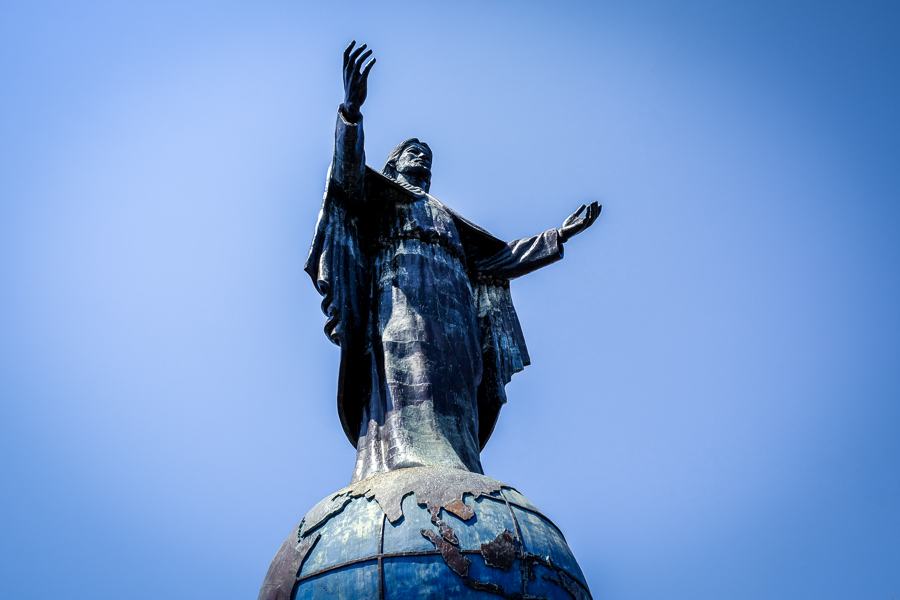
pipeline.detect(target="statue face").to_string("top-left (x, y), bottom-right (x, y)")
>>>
top-left (394, 143), bottom-right (432, 177)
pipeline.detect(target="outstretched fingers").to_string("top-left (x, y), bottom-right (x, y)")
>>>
top-left (356, 49), bottom-right (373, 72)
top-left (348, 43), bottom-right (367, 68)
top-left (566, 204), bottom-right (587, 225)
top-left (361, 57), bottom-right (376, 81)
top-left (579, 202), bottom-right (600, 228)
top-left (344, 42), bottom-right (375, 88)
top-left (343, 40), bottom-right (356, 68)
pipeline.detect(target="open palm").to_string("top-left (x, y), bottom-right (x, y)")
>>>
top-left (340, 40), bottom-right (376, 122)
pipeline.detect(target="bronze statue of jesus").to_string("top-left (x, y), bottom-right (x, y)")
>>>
top-left (306, 41), bottom-right (600, 483)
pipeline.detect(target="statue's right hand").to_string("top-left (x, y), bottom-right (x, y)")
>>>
top-left (341, 40), bottom-right (375, 122)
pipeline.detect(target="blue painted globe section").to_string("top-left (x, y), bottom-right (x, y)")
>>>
top-left (287, 474), bottom-right (590, 599)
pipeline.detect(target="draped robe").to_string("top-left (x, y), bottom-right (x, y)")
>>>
top-left (306, 111), bottom-right (565, 482)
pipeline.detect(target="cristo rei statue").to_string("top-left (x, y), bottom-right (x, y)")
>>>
top-left (260, 42), bottom-right (601, 599)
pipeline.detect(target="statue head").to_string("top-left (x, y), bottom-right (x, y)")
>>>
top-left (382, 138), bottom-right (433, 192)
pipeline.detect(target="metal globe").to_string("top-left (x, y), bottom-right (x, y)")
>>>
top-left (259, 467), bottom-right (590, 599)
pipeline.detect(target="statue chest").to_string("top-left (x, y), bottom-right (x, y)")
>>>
top-left (372, 196), bottom-right (468, 266)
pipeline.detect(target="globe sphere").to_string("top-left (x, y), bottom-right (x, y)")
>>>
top-left (259, 467), bottom-right (590, 599)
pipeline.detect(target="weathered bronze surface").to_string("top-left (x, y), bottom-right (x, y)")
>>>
top-left (480, 530), bottom-right (519, 570)
top-left (259, 42), bottom-right (600, 599)
top-left (306, 41), bottom-right (601, 483)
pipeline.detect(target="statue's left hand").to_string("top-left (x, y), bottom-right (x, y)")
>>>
top-left (558, 201), bottom-right (601, 242)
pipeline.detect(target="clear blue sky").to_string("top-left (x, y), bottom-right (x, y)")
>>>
top-left (2, 1), bottom-right (898, 598)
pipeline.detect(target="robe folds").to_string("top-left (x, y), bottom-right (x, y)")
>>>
top-left (305, 111), bottom-right (564, 482)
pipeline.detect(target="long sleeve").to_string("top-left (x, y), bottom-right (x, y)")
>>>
top-left (306, 110), bottom-right (370, 348)
top-left (330, 108), bottom-right (366, 201)
top-left (474, 228), bottom-right (564, 280)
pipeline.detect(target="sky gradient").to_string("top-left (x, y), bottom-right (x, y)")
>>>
top-left (2, 1), bottom-right (899, 598)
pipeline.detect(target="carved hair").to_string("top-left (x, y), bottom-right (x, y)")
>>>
top-left (382, 138), bottom-right (433, 191)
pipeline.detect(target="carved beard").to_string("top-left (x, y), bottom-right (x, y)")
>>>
top-left (394, 162), bottom-right (432, 191)
top-left (397, 161), bottom-right (431, 176)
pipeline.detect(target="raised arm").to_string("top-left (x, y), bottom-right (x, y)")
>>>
top-left (331, 41), bottom-right (376, 198)
top-left (475, 202), bottom-right (601, 279)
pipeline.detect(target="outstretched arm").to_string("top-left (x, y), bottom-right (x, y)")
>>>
top-left (331, 41), bottom-right (376, 198)
top-left (475, 202), bottom-right (601, 279)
